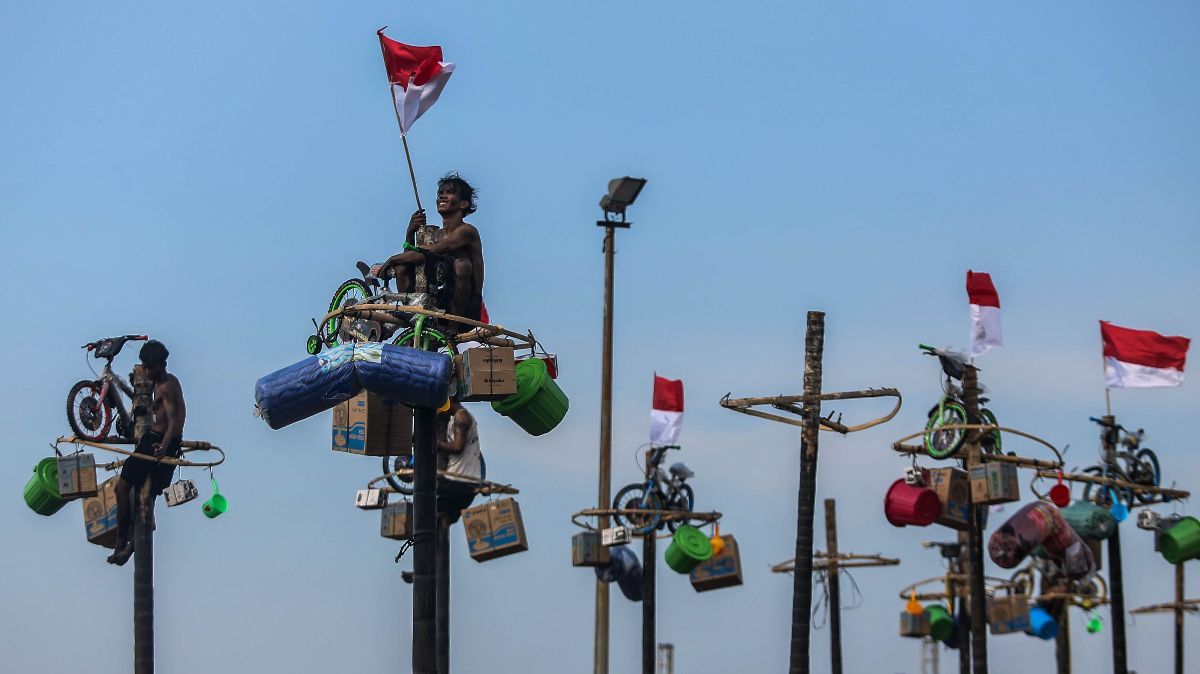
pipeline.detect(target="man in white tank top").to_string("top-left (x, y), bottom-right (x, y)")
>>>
top-left (436, 399), bottom-right (483, 523)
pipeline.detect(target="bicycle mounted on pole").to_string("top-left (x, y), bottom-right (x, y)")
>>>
top-left (66, 334), bottom-right (149, 442)
top-left (611, 444), bottom-right (697, 534)
top-left (918, 344), bottom-right (1001, 459)
top-left (1081, 416), bottom-right (1164, 506)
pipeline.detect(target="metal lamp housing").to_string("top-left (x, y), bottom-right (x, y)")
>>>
top-left (599, 176), bottom-right (647, 219)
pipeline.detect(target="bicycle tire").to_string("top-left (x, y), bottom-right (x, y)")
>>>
top-left (392, 327), bottom-right (455, 356)
top-left (1132, 448), bottom-right (1162, 504)
top-left (67, 380), bottom-right (112, 441)
top-left (924, 400), bottom-right (968, 459)
top-left (666, 483), bottom-right (696, 533)
top-left (1080, 465), bottom-right (1132, 507)
top-left (384, 454), bottom-right (416, 496)
top-left (980, 408), bottom-right (1002, 455)
top-left (325, 279), bottom-right (370, 345)
top-left (612, 484), bottom-right (661, 534)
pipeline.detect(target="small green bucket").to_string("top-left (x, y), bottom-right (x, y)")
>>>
top-left (202, 477), bottom-right (228, 519)
top-left (925, 604), bottom-right (954, 641)
top-left (24, 458), bottom-right (68, 516)
top-left (664, 525), bottom-right (713, 574)
top-left (491, 358), bottom-right (569, 436)
top-left (1160, 516), bottom-right (1200, 564)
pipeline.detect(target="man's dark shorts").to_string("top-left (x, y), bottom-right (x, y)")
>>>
top-left (437, 478), bottom-right (477, 524)
top-left (120, 431), bottom-right (181, 495)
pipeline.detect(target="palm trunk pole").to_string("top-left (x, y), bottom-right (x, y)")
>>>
top-left (961, 365), bottom-right (988, 674)
top-left (789, 311), bottom-right (825, 674)
top-left (437, 515), bottom-right (451, 674)
top-left (132, 365), bottom-right (154, 674)
top-left (824, 499), bottom-right (842, 674)
top-left (412, 408), bottom-right (437, 674)
top-left (1101, 415), bottom-right (1127, 674)
top-left (642, 530), bottom-right (656, 674)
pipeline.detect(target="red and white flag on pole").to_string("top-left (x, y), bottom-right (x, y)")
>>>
top-left (650, 375), bottom-right (684, 446)
top-left (967, 270), bottom-right (1002, 358)
top-left (1100, 321), bottom-right (1191, 388)
top-left (377, 30), bottom-right (454, 134)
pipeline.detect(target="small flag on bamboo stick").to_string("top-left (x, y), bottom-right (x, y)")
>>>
top-left (1100, 321), bottom-right (1190, 388)
top-left (650, 375), bottom-right (684, 446)
top-left (377, 30), bottom-right (455, 134)
top-left (967, 270), bottom-right (1002, 358)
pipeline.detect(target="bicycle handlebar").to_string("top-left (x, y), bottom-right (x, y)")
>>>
top-left (82, 334), bottom-right (149, 353)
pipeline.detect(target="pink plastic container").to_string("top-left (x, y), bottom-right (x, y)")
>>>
top-left (884, 478), bottom-right (942, 527)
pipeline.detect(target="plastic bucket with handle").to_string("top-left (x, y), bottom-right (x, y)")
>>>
top-left (925, 604), bottom-right (954, 641)
top-left (884, 479), bottom-right (941, 527)
top-left (1160, 516), bottom-right (1200, 564)
top-left (491, 358), bottom-right (569, 436)
top-left (664, 525), bottom-right (713, 573)
top-left (24, 458), bottom-right (68, 516)
top-left (202, 477), bottom-right (228, 518)
top-left (1025, 606), bottom-right (1058, 640)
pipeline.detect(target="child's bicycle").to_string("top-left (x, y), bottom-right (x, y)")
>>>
top-left (307, 242), bottom-right (460, 356)
top-left (66, 334), bottom-right (149, 441)
top-left (1081, 416), bottom-right (1163, 506)
top-left (919, 344), bottom-right (1002, 459)
top-left (611, 444), bottom-right (696, 534)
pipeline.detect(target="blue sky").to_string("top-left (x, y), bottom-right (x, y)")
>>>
top-left (3, 1), bottom-right (1199, 672)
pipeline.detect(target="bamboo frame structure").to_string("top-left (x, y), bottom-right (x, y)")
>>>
top-left (719, 388), bottom-right (902, 433)
top-left (324, 303), bottom-right (538, 350)
top-left (56, 437), bottom-right (226, 470)
top-left (771, 553), bottom-right (900, 573)
top-left (369, 469), bottom-right (519, 496)
top-left (570, 508), bottom-right (723, 531)
top-left (1032, 469), bottom-right (1191, 502)
top-left (890, 423), bottom-right (1064, 469)
top-left (1130, 600), bottom-right (1200, 614)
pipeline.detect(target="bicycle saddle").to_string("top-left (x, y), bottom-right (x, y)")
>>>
top-left (668, 462), bottom-right (694, 480)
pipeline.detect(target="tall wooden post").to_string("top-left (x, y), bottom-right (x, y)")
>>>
top-left (595, 219), bottom-right (627, 674)
top-left (642, 530), bottom-right (656, 674)
top-left (1101, 415), bottom-right (1127, 674)
top-left (956, 530), bottom-right (970, 674)
top-left (961, 365), bottom-right (988, 674)
top-left (789, 311), bottom-right (825, 674)
top-left (412, 407), bottom-right (437, 674)
top-left (1175, 564), bottom-right (1184, 674)
top-left (824, 499), bottom-right (843, 674)
top-left (1054, 604), bottom-right (1071, 674)
top-left (436, 515), bottom-right (451, 674)
top-left (131, 365), bottom-right (154, 674)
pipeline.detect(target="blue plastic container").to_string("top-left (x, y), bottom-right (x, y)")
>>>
top-left (1025, 606), bottom-right (1059, 640)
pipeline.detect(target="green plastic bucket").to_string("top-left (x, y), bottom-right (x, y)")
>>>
top-left (24, 458), bottom-right (68, 516)
top-left (1160, 516), bottom-right (1200, 564)
top-left (202, 477), bottom-right (228, 519)
top-left (491, 358), bottom-right (569, 436)
top-left (664, 525), bottom-right (713, 574)
top-left (925, 604), bottom-right (954, 641)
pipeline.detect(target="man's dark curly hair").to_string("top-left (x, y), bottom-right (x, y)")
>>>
top-left (139, 340), bottom-right (169, 366)
top-left (437, 172), bottom-right (477, 216)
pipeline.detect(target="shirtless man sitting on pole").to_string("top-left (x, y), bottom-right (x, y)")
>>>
top-left (379, 172), bottom-right (485, 324)
top-left (108, 340), bottom-right (186, 566)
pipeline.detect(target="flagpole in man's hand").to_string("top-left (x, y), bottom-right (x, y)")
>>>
top-left (377, 28), bottom-right (456, 212)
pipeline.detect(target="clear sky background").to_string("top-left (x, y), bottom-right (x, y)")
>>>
top-left (3, 2), bottom-right (1199, 673)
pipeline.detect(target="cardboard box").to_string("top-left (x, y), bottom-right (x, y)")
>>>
top-left (332, 392), bottom-right (413, 457)
top-left (380, 501), bottom-right (413, 540)
top-left (164, 479), bottom-right (199, 507)
top-left (690, 534), bottom-right (744, 592)
top-left (57, 453), bottom-right (98, 500)
top-left (82, 476), bottom-right (120, 549)
top-left (572, 530), bottom-right (611, 567)
top-left (356, 488), bottom-right (387, 510)
top-left (929, 467), bottom-right (970, 530)
top-left (462, 498), bottom-right (528, 562)
top-left (900, 611), bottom-right (931, 637)
top-left (456, 346), bottom-right (517, 402)
top-left (988, 594), bottom-right (1032, 634)
top-left (601, 526), bottom-right (632, 547)
top-left (970, 463), bottom-right (1020, 505)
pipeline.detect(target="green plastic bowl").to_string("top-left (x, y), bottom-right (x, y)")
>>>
top-left (491, 358), bottom-right (568, 436)
top-left (24, 458), bottom-right (68, 516)
top-left (925, 604), bottom-right (954, 641)
top-left (664, 525), bottom-right (713, 574)
top-left (1161, 516), bottom-right (1200, 564)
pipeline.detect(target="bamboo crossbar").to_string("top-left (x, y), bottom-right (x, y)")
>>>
top-left (56, 436), bottom-right (225, 469)
top-left (327, 303), bottom-right (535, 347)
top-left (1034, 469), bottom-right (1191, 500)
top-left (570, 508), bottom-right (722, 530)
top-left (898, 575), bottom-right (1018, 600)
top-left (772, 553), bottom-right (900, 573)
top-left (719, 388), bottom-right (902, 433)
top-left (1130, 600), bottom-right (1200, 615)
top-left (369, 469), bottom-right (519, 496)
top-left (891, 424), bottom-right (1063, 468)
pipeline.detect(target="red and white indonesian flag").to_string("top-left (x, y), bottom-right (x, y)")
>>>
top-left (650, 375), bottom-right (684, 446)
top-left (1100, 321), bottom-right (1191, 388)
top-left (377, 30), bottom-right (454, 134)
top-left (967, 270), bottom-right (1002, 358)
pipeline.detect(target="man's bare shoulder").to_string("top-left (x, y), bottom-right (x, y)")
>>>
top-left (161, 373), bottom-right (184, 397)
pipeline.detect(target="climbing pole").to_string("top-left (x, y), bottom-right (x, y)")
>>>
top-left (720, 311), bottom-right (901, 674)
top-left (1130, 565), bottom-right (1198, 674)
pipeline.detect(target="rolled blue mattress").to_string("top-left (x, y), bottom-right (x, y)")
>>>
top-left (254, 342), bottom-right (453, 430)
top-left (254, 347), bottom-right (361, 430)
top-left (354, 342), bottom-right (453, 409)
top-left (594, 545), bottom-right (643, 602)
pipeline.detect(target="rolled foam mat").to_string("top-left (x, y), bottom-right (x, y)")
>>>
top-left (353, 342), bottom-right (453, 409)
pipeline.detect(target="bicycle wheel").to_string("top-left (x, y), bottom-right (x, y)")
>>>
top-left (980, 408), bottom-right (1002, 455)
top-left (924, 401), bottom-right (968, 459)
top-left (612, 485), bottom-right (661, 534)
top-left (1080, 466), bottom-right (1132, 506)
top-left (325, 279), bottom-right (369, 345)
top-left (1132, 449), bottom-right (1162, 504)
top-left (67, 380), bottom-right (113, 441)
top-left (666, 483), bottom-right (696, 533)
top-left (392, 327), bottom-right (452, 354)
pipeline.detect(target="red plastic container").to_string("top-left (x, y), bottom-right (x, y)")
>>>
top-left (884, 478), bottom-right (942, 527)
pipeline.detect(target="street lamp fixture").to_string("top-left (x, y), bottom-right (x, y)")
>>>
top-left (599, 176), bottom-right (647, 226)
